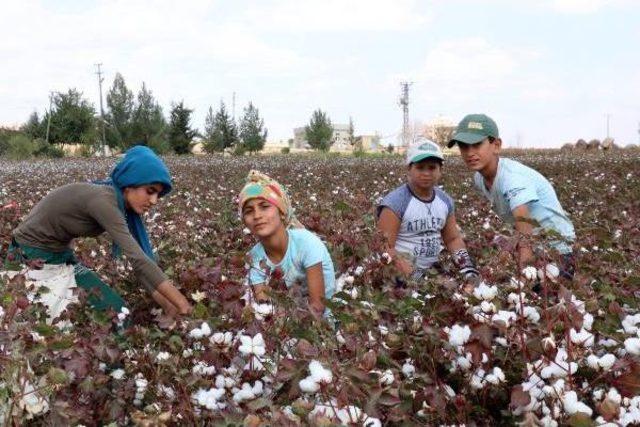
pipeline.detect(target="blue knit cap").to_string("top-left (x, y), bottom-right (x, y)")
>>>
top-left (96, 146), bottom-right (172, 260)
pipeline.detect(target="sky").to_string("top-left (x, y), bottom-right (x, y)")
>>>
top-left (1, 0), bottom-right (639, 148)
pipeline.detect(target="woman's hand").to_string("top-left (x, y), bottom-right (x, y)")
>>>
top-left (153, 280), bottom-right (193, 317)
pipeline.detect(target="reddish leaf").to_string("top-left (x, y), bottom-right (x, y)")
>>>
top-left (510, 385), bottom-right (531, 409)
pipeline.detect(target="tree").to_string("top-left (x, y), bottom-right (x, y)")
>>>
top-left (202, 101), bottom-right (238, 153)
top-left (106, 73), bottom-right (134, 149)
top-left (44, 89), bottom-right (97, 145)
top-left (21, 111), bottom-right (45, 140)
top-left (239, 102), bottom-right (267, 153)
top-left (166, 101), bottom-right (197, 154)
top-left (305, 109), bottom-right (333, 151)
top-left (425, 123), bottom-right (456, 148)
top-left (131, 83), bottom-right (166, 147)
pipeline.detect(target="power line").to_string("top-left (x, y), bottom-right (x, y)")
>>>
top-left (95, 63), bottom-right (106, 156)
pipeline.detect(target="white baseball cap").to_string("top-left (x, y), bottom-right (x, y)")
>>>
top-left (406, 140), bottom-right (444, 165)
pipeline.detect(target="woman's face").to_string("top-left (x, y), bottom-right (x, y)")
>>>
top-left (123, 183), bottom-right (164, 215)
top-left (242, 198), bottom-right (284, 239)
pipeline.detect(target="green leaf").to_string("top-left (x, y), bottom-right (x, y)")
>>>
top-left (567, 413), bottom-right (595, 427)
top-left (47, 367), bottom-right (69, 384)
top-left (34, 323), bottom-right (57, 337)
top-left (192, 302), bottom-right (209, 319)
top-left (247, 397), bottom-right (270, 411)
top-left (49, 338), bottom-right (74, 350)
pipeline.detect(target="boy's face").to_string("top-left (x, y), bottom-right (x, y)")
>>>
top-left (407, 158), bottom-right (442, 192)
top-left (458, 138), bottom-right (501, 172)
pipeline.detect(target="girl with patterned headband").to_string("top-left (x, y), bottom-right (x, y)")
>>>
top-left (239, 170), bottom-right (335, 318)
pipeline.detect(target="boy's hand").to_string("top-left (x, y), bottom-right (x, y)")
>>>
top-left (394, 256), bottom-right (414, 276)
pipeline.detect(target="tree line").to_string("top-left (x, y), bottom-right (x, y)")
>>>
top-left (6, 73), bottom-right (268, 157)
top-left (2, 71), bottom-right (346, 158)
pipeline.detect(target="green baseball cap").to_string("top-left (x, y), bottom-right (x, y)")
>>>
top-left (448, 114), bottom-right (499, 148)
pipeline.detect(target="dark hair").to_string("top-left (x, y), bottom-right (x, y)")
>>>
top-left (488, 136), bottom-right (497, 143)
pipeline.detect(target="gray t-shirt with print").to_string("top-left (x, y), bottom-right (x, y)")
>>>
top-left (377, 184), bottom-right (454, 269)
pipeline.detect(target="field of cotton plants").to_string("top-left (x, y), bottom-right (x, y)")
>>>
top-left (1, 150), bottom-right (639, 426)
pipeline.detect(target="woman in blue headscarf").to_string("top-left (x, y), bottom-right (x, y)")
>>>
top-left (7, 146), bottom-right (192, 320)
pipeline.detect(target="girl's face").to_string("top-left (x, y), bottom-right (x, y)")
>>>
top-left (242, 198), bottom-right (285, 239)
top-left (123, 183), bottom-right (163, 215)
top-left (407, 159), bottom-right (442, 193)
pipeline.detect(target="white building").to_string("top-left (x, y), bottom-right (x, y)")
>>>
top-left (293, 123), bottom-right (352, 151)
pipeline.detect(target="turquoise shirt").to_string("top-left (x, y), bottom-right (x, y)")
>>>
top-left (247, 229), bottom-right (336, 299)
top-left (474, 158), bottom-right (575, 253)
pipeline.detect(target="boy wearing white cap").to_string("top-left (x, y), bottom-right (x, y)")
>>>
top-left (377, 140), bottom-right (479, 281)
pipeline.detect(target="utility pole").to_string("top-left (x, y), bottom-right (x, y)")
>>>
top-left (95, 63), bottom-right (106, 156)
top-left (605, 113), bottom-right (611, 139)
top-left (398, 82), bottom-right (412, 148)
top-left (45, 92), bottom-right (53, 144)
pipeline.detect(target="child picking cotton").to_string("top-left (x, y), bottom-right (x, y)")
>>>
top-left (239, 171), bottom-right (335, 318)
top-left (377, 140), bottom-right (479, 281)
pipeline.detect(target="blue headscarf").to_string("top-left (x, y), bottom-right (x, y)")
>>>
top-left (95, 146), bottom-right (172, 260)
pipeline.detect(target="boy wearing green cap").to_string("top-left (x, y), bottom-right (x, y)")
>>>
top-left (448, 114), bottom-right (576, 278)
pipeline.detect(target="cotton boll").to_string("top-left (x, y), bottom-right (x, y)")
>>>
top-left (378, 370), bottom-right (394, 386)
top-left (523, 306), bottom-right (540, 323)
top-left (309, 360), bottom-right (333, 384)
top-left (521, 266), bottom-right (538, 281)
top-left (362, 416), bottom-right (382, 427)
top-left (299, 377), bottom-right (320, 393)
top-left (156, 351), bottom-right (170, 362)
top-left (480, 301), bottom-right (496, 313)
top-left (110, 369), bottom-right (125, 380)
top-left (473, 282), bottom-right (498, 301)
top-left (210, 331), bottom-right (234, 346)
top-left (448, 324), bottom-right (471, 347)
top-left (586, 355), bottom-right (600, 370)
top-left (621, 314), bottom-right (640, 335)
top-left (402, 361), bottom-right (416, 378)
top-left (570, 328), bottom-right (594, 347)
top-left (238, 333), bottom-right (266, 356)
top-left (598, 354), bottom-right (616, 370)
top-left (492, 310), bottom-right (517, 328)
top-left (510, 277), bottom-right (526, 289)
top-left (544, 264), bottom-right (560, 280)
top-left (470, 369), bottom-right (486, 390)
top-left (582, 313), bottom-right (594, 331)
top-left (624, 338), bottom-right (640, 355)
top-left (562, 391), bottom-right (593, 416)
top-left (200, 322), bottom-right (211, 336)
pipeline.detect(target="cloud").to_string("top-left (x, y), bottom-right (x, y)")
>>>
top-left (412, 38), bottom-right (537, 104)
top-left (547, 0), bottom-right (632, 14)
top-left (243, 0), bottom-right (430, 32)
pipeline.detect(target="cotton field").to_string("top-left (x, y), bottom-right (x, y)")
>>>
top-left (1, 151), bottom-right (639, 425)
